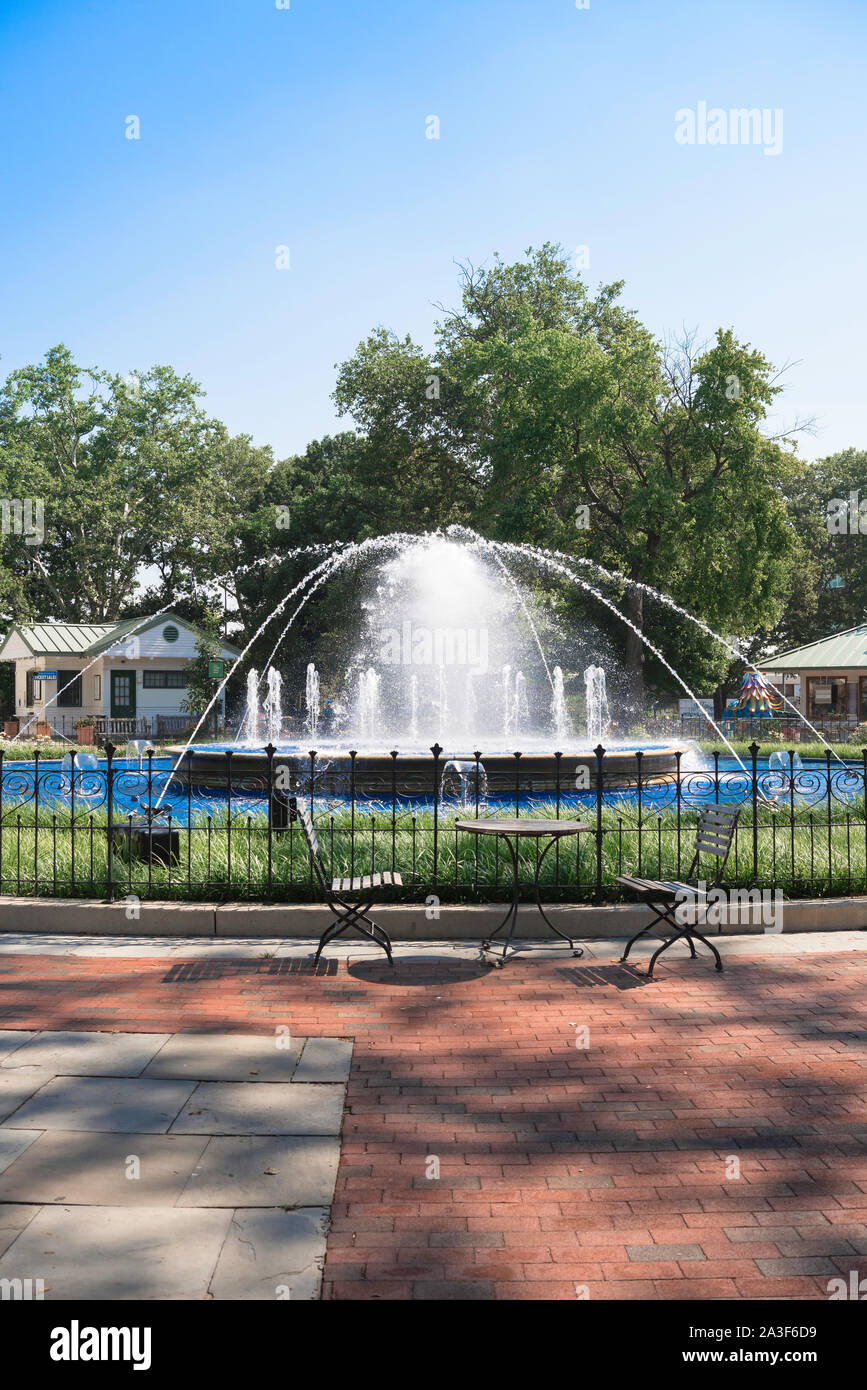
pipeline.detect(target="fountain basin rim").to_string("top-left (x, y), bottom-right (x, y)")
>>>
top-left (167, 742), bottom-right (690, 759)
top-left (165, 742), bottom-right (695, 796)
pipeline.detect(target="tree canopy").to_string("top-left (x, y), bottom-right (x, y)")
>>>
top-left (1, 249), bottom-right (855, 715)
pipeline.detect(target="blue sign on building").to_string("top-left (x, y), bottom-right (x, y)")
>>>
top-left (33, 671), bottom-right (58, 681)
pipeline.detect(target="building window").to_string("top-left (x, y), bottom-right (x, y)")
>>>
top-left (25, 669), bottom-right (39, 705)
top-left (143, 670), bottom-right (188, 689)
top-left (807, 676), bottom-right (846, 720)
top-left (94, 675), bottom-right (101, 702)
top-left (56, 670), bottom-right (83, 708)
top-left (162, 625), bottom-right (180, 643)
top-left (860, 678), bottom-right (867, 721)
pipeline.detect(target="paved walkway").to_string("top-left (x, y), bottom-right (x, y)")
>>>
top-left (0, 1028), bottom-right (350, 1299)
top-left (0, 930), bottom-right (865, 1301)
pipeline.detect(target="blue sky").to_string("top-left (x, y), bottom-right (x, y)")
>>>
top-left (1, 0), bottom-right (864, 462)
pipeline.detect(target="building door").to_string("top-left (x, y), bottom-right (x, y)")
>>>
top-left (110, 670), bottom-right (136, 718)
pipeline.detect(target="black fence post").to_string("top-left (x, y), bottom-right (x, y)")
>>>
top-left (635, 748), bottom-right (644, 873)
top-left (265, 743), bottom-right (275, 901)
top-left (675, 748), bottom-right (683, 879)
top-left (186, 749), bottom-right (194, 895)
top-left (390, 750), bottom-right (398, 874)
top-left (33, 748), bottom-right (40, 897)
top-left (749, 741), bottom-right (760, 884)
top-left (825, 748), bottom-right (833, 894)
top-left (554, 750), bottom-right (562, 895)
top-left (225, 749), bottom-right (234, 887)
top-left (431, 743), bottom-right (442, 890)
top-left (788, 747), bottom-right (796, 883)
top-left (105, 741), bottom-right (115, 902)
top-left (349, 750), bottom-right (357, 880)
top-left (594, 743), bottom-right (605, 904)
top-left (863, 749), bottom-right (867, 886)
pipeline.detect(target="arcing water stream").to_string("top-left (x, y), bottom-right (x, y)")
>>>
top-left (19, 526), bottom-right (828, 812)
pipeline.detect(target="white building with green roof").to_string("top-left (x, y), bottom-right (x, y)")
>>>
top-left (0, 614), bottom-right (240, 737)
top-left (759, 623), bottom-right (867, 725)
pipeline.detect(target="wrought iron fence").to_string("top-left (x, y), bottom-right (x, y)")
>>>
top-left (0, 741), bottom-right (865, 905)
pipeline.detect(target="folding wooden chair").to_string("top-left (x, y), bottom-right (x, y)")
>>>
top-left (617, 803), bottom-right (741, 978)
top-left (289, 798), bottom-right (400, 966)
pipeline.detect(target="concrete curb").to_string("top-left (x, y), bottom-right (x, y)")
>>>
top-left (0, 895), bottom-right (864, 938)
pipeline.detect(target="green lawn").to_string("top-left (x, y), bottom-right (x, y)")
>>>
top-left (1, 797), bottom-right (863, 903)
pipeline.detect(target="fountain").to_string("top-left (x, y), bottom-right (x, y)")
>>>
top-left (244, 669), bottom-right (260, 745)
top-left (125, 738), bottom-right (156, 772)
top-left (551, 666), bottom-right (569, 742)
top-left (584, 665), bottom-right (611, 741)
top-left (264, 668), bottom-right (283, 743)
top-left (305, 662), bottom-right (320, 738)
top-left (357, 668), bottom-right (381, 742)
top-left (167, 532), bottom-right (692, 799)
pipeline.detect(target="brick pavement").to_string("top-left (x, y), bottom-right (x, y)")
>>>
top-left (0, 940), bottom-right (864, 1300)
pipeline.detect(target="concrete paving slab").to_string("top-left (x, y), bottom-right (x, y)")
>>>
top-left (0, 1130), bottom-right (209, 1206)
top-left (0, 1203), bottom-right (41, 1259)
top-left (178, 1135), bottom-right (339, 1207)
top-left (170, 1081), bottom-right (345, 1136)
top-left (294, 1038), bottom-right (352, 1084)
top-left (0, 1029), bottom-right (170, 1077)
top-left (5, 1076), bottom-right (196, 1133)
top-left (0, 929), bottom-right (865, 958)
top-left (208, 1207), bottom-right (329, 1300)
top-left (0, 1069), bottom-right (55, 1123)
top-left (0, 1031), bottom-right (36, 1059)
top-left (143, 1031), bottom-right (303, 1082)
top-left (0, 1128), bottom-right (41, 1176)
top-left (0, 1204), bottom-right (232, 1300)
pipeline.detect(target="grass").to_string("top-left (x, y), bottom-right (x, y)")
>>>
top-left (1, 796), bottom-right (864, 904)
top-left (697, 740), bottom-right (862, 761)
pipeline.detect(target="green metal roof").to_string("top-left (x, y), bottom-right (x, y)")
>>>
top-left (0, 614), bottom-right (241, 660)
top-left (759, 623), bottom-right (867, 671)
top-left (0, 623), bottom-right (119, 656)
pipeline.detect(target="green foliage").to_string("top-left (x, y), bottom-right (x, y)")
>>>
top-left (0, 251), bottom-right (853, 713)
top-left (180, 612), bottom-right (224, 720)
top-left (770, 449), bottom-right (867, 648)
top-left (0, 344), bottom-right (273, 625)
top-left (329, 245), bottom-right (805, 699)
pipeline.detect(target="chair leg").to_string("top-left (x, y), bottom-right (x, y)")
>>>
top-left (315, 898), bottom-right (394, 966)
top-left (620, 902), bottom-right (674, 963)
top-left (686, 927), bottom-right (723, 971)
top-left (620, 922), bottom-right (655, 963)
top-left (647, 925), bottom-right (722, 978)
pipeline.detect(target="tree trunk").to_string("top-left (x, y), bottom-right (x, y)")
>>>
top-left (624, 580), bottom-right (645, 715)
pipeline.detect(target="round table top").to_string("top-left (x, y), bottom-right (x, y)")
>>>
top-left (455, 818), bottom-right (591, 838)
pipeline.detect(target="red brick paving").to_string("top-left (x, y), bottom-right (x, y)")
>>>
top-left (0, 945), bottom-right (865, 1300)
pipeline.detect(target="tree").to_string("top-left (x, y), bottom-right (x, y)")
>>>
top-left (0, 345), bottom-right (264, 623)
top-left (770, 450), bottom-right (867, 648)
top-left (180, 610), bottom-right (226, 733)
top-left (333, 245), bottom-right (806, 704)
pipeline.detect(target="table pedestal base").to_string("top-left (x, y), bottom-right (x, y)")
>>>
top-left (479, 835), bottom-right (585, 967)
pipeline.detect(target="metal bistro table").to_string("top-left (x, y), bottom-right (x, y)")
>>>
top-left (455, 818), bottom-right (592, 966)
